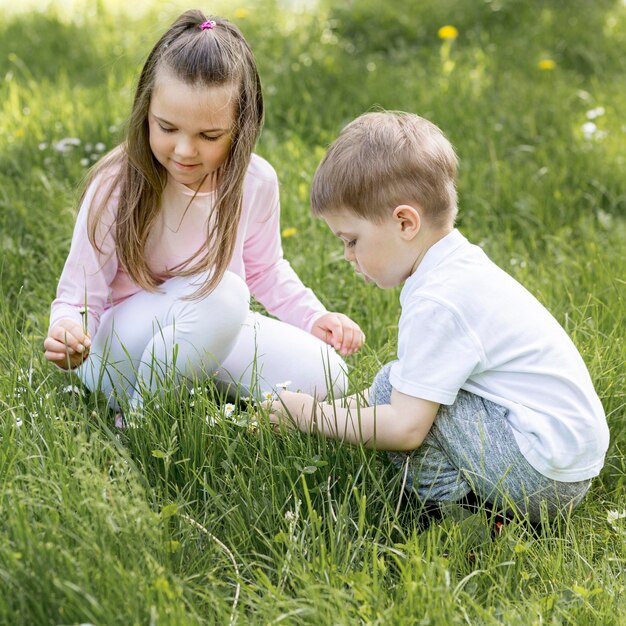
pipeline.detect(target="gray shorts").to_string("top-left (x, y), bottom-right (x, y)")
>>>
top-left (370, 362), bottom-right (592, 523)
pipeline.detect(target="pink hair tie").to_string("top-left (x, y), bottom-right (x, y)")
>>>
top-left (200, 20), bottom-right (216, 30)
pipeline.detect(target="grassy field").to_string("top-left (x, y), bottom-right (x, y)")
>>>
top-left (1, 0), bottom-right (625, 623)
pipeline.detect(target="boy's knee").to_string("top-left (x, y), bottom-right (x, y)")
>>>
top-left (369, 361), bottom-right (396, 405)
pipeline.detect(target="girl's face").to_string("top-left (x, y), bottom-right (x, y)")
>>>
top-left (148, 69), bottom-right (237, 192)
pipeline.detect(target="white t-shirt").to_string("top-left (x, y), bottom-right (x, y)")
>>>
top-left (389, 229), bottom-right (609, 482)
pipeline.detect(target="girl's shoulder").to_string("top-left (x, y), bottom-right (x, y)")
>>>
top-left (87, 145), bottom-right (125, 189)
top-left (246, 153), bottom-right (279, 187)
top-left (80, 145), bottom-right (126, 217)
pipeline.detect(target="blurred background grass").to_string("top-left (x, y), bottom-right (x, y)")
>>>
top-left (1, 0), bottom-right (625, 624)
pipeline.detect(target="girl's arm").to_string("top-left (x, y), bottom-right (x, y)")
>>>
top-left (269, 388), bottom-right (439, 451)
top-left (49, 170), bottom-right (119, 336)
top-left (242, 159), bottom-right (364, 354)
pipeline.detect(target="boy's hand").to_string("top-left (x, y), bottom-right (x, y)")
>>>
top-left (268, 391), bottom-right (316, 433)
top-left (44, 319), bottom-right (91, 370)
top-left (311, 312), bottom-right (365, 356)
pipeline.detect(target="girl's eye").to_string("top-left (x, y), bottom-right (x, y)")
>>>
top-left (202, 134), bottom-right (222, 142)
top-left (158, 124), bottom-right (175, 133)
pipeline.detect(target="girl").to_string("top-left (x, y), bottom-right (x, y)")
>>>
top-left (44, 10), bottom-right (363, 412)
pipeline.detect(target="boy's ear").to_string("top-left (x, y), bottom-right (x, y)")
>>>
top-left (392, 205), bottom-right (421, 240)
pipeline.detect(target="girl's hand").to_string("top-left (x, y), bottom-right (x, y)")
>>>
top-left (44, 319), bottom-right (91, 370)
top-left (311, 312), bottom-right (365, 356)
top-left (269, 391), bottom-right (316, 434)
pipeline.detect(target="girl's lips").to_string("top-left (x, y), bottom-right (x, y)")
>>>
top-left (173, 160), bottom-right (199, 171)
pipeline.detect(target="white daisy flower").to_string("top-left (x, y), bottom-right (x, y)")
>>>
top-left (586, 106), bottom-right (605, 120)
top-left (607, 509), bottom-right (626, 530)
top-left (63, 384), bottom-right (84, 396)
top-left (223, 403), bottom-right (236, 418)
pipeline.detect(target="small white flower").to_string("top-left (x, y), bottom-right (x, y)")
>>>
top-left (284, 510), bottom-right (296, 522)
top-left (275, 380), bottom-right (292, 391)
top-left (95, 142), bottom-right (106, 152)
top-left (586, 106), bottom-right (605, 120)
top-left (262, 390), bottom-right (276, 402)
top-left (223, 403), bottom-right (236, 418)
top-left (80, 158), bottom-right (89, 167)
top-left (582, 121), bottom-right (598, 140)
top-left (52, 137), bottom-right (81, 153)
top-left (63, 384), bottom-right (84, 396)
top-left (607, 509), bottom-right (626, 530)
top-left (38, 142), bottom-right (48, 150)
top-left (15, 418), bottom-right (23, 428)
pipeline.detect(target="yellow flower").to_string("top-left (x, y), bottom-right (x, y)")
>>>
top-left (15, 128), bottom-right (25, 138)
top-left (281, 227), bottom-right (297, 238)
top-left (538, 59), bottom-right (556, 70)
top-left (438, 25), bottom-right (458, 41)
top-left (234, 8), bottom-right (249, 18)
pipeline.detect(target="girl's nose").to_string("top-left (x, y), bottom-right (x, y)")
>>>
top-left (174, 136), bottom-right (197, 158)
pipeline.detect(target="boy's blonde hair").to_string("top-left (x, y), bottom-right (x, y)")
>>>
top-left (311, 111), bottom-right (458, 227)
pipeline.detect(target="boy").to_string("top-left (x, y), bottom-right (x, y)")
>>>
top-left (270, 111), bottom-right (609, 522)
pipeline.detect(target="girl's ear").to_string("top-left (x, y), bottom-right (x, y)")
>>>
top-left (392, 204), bottom-right (421, 240)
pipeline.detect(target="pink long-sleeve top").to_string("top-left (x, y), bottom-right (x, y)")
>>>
top-left (50, 153), bottom-right (327, 336)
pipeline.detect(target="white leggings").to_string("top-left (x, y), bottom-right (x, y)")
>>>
top-left (78, 271), bottom-right (348, 409)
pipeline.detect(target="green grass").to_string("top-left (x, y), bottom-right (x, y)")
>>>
top-left (1, 0), bottom-right (625, 623)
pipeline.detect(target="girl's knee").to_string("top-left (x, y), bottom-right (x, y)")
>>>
top-left (191, 271), bottom-right (249, 338)
top-left (212, 271), bottom-right (250, 327)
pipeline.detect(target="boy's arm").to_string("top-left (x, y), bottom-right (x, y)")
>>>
top-left (270, 389), bottom-right (439, 451)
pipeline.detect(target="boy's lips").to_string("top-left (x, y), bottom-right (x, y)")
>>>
top-left (354, 267), bottom-right (372, 283)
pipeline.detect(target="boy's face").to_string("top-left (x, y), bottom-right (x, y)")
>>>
top-left (323, 209), bottom-right (419, 289)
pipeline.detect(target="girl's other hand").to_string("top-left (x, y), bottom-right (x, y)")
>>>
top-left (44, 319), bottom-right (91, 370)
top-left (311, 312), bottom-right (365, 356)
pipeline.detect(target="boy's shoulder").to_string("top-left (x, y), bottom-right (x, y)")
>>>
top-left (400, 230), bottom-right (531, 317)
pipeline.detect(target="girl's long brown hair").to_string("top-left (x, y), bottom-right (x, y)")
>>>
top-left (85, 10), bottom-right (263, 298)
